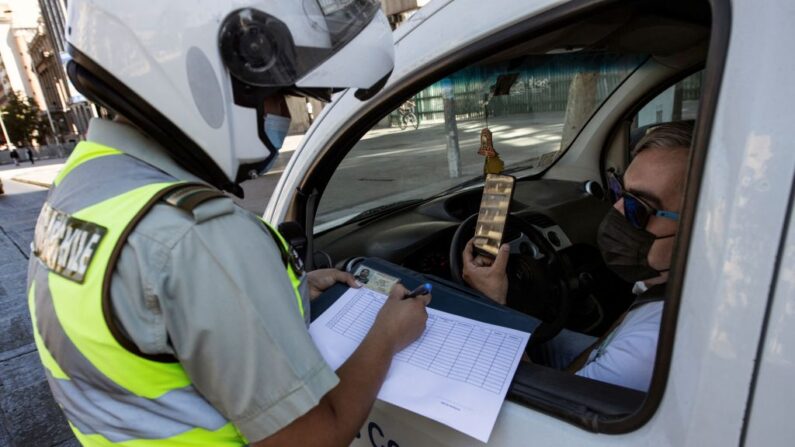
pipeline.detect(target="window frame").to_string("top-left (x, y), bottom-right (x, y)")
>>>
top-left (293, 0), bottom-right (732, 434)
top-left (595, 0), bottom-right (731, 434)
top-left (598, 65), bottom-right (706, 178)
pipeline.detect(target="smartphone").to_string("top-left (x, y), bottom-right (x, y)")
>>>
top-left (473, 174), bottom-right (516, 258)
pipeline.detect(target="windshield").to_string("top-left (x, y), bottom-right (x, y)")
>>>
top-left (315, 52), bottom-right (646, 230)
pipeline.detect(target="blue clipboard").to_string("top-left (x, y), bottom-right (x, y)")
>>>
top-left (310, 258), bottom-right (539, 335)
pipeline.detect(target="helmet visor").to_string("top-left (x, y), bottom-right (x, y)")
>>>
top-left (220, 0), bottom-right (383, 88)
top-left (314, 0), bottom-right (382, 45)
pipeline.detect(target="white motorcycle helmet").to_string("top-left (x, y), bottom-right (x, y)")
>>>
top-left (66, 0), bottom-right (394, 194)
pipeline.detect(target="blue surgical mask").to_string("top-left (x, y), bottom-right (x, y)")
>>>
top-left (264, 114), bottom-right (290, 149)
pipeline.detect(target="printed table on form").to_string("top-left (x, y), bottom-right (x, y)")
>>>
top-left (311, 287), bottom-right (531, 442)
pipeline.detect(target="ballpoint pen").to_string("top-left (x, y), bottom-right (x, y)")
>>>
top-left (403, 283), bottom-right (432, 299)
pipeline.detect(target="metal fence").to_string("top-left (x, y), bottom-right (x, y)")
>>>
top-left (390, 53), bottom-right (703, 127)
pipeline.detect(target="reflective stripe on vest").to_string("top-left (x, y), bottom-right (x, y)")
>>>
top-left (27, 141), bottom-right (303, 445)
top-left (259, 220), bottom-right (307, 319)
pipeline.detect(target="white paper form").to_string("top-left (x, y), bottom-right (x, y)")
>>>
top-left (309, 287), bottom-right (531, 443)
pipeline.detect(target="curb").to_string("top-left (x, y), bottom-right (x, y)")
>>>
top-left (10, 177), bottom-right (52, 188)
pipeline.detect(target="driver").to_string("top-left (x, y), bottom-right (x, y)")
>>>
top-left (28, 2), bottom-right (430, 446)
top-left (462, 122), bottom-right (693, 391)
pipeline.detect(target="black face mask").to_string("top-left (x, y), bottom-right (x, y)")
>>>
top-left (597, 208), bottom-right (674, 283)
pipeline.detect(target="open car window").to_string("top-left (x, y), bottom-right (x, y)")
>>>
top-left (315, 52), bottom-right (646, 232)
top-left (635, 70), bottom-right (703, 128)
top-left (302, 0), bottom-right (723, 436)
top-left (628, 70), bottom-right (704, 154)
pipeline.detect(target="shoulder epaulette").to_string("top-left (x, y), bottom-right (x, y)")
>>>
top-left (162, 183), bottom-right (233, 222)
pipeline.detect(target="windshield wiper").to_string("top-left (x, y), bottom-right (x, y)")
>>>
top-left (424, 175), bottom-right (486, 201)
top-left (346, 199), bottom-right (425, 225)
top-left (502, 162), bottom-right (538, 175)
top-left (339, 175), bottom-right (504, 227)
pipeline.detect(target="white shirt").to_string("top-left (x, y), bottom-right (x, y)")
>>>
top-left (575, 282), bottom-right (663, 391)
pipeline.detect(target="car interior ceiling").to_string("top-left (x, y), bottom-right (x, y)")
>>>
top-left (481, 1), bottom-right (710, 66)
top-left (305, 0), bottom-right (713, 431)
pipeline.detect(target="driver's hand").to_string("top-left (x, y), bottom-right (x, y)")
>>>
top-left (462, 238), bottom-right (509, 305)
top-left (306, 268), bottom-right (361, 300)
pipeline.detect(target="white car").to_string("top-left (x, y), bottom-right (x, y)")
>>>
top-left (265, 0), bottom-right (795, 445)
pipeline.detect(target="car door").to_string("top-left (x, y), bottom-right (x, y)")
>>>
top-left (263, 0), bottom-right (795, 445)
top-left (742, 182), bottom-right (795, 445)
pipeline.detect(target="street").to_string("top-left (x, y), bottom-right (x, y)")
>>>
top-left (0, 174), bottom-right (78, 446)
top-left (316, 113), bottom-right (563, 226)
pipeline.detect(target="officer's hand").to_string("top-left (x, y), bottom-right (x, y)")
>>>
top-left (306, 269), bottom-right (361, 300)
top-left (462, 238), bottom-right (509, 305)
top-left (373, 283), bottom-right (430, 354)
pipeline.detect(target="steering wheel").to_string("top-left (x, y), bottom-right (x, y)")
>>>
top-left (449, 213), bottom-right (572, 344)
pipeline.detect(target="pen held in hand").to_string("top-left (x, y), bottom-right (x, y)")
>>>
top-left (404, 283), bottom-right (432, 299)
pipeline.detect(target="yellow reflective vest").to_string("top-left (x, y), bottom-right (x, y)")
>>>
top-left (27, 141), bottom-right (304, 446)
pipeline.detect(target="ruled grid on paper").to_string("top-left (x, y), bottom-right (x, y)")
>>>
top-left (325, 288), bottom-right (524, 393)
top-left (310, 286), bottom-right (530, 442)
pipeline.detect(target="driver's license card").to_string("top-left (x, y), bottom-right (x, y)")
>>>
top-left (353, 265), bottom-right (399, 295)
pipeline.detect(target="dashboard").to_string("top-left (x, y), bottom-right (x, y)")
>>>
top-left (316, 178), bottom-right (608, 272)
top-left (314, 178), bottom-right (634, 335)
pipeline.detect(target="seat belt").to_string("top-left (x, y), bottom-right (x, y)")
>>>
top-left (566, 284), bottom-right (666, 373)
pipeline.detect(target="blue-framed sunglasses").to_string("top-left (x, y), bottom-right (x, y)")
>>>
top-left (606, 170), bottom-right (679, 229)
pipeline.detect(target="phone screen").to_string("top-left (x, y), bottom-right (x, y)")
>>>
top-left (473, 174), bottom-right (515, 258)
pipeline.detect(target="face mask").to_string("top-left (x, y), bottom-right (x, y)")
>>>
top-left (263, 114), bottom-right (291, 150)
top-left (597, 208), bottom-right (674, 283)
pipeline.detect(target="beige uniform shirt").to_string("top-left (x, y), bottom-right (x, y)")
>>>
top-left (88, 119), bottom-right (338, 442)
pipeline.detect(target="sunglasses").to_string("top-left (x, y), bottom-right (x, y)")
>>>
top-left (606, 170), bottom-right (679, 229)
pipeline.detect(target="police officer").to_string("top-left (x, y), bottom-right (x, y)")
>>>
top-left (28, 2), bottom-right (429, 446)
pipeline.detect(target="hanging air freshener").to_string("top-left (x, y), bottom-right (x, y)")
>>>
top-left (478, 128), bottom-right (504, 175)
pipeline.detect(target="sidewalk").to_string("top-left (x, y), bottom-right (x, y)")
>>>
top-left (1, 161), bottom-right (65, 189)
top-left (0, 183), bottom-right (78, 446)
top-left (0, 134), bottom-right (304, 189)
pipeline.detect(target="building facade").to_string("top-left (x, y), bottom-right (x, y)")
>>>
top-left (37, 0), bottom-right (93, 140)
top-left (0, 2), bottom-right (44, 109)
top-left (29, 21), bottom-right (86, 143)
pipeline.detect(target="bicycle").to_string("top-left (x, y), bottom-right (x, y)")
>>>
top-left (397, 100), bottom-right (420, 130)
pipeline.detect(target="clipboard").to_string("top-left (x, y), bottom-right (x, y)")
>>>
top-left (310, 257), bottom-right (539, 335)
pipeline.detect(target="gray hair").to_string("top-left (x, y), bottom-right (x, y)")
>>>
top-left (633, 121), bottom-right (694, 157)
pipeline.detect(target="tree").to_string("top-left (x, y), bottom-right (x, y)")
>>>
top-left (2, 92), bottom-right (44, 147)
